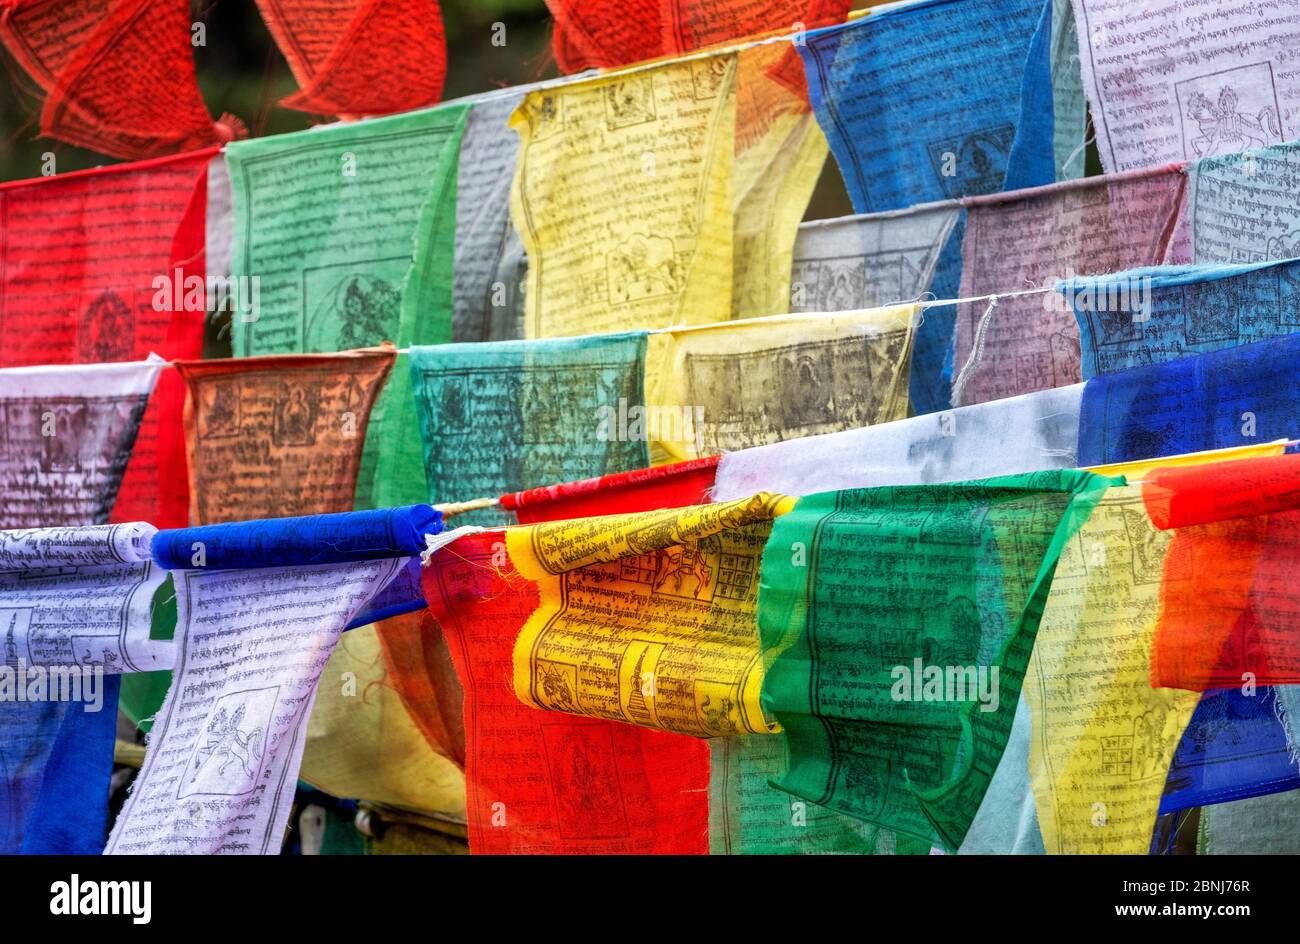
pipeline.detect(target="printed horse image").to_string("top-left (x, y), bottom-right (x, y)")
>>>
top-left (1187, 88), bottom-right (1280, 157)
top-left (195, 704), bottom-right (264, 780)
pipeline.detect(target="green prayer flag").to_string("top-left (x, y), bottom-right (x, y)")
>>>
top-left (226, 104), bottom-right (469, 510)
top-left (758, 470), bottom-right (1112, 851)
top-left (408, 333), bottom-right (650, 525)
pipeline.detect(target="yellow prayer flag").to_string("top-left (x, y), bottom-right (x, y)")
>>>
top-left (511, 55), bottom-right (738, 337)
top-left (645, 305), bottom-right (916, 463)
top-left (507, 493), bottom-right (795, 737)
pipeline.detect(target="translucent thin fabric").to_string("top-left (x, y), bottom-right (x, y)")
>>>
top-left (254, 0), bottom-right (447, 116)
top-left (0, 0), bottom-right (234, 159)
top-left (760, 469), bottom-right (1111, 851)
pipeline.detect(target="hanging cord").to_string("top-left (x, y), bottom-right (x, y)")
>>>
top-left (434, 496), bottom-right (499, 518)
top-left (949, 295), bottom-right (999, 408)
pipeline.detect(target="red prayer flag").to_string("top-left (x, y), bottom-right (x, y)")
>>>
top-left (0, 148), bottom-right (215, 527)
top-left (256, 0), bottom-right (447, 116)
top-left (0, 0), bottom-right (238, 160)
top-left (1148, 455), bottom-right (1300, 689)
top-left (421, 530), bottom-right (711, 853)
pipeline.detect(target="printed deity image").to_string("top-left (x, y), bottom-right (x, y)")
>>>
top-left (181, 688), bottom-right (277, 799)
top-left (179, 351), bottom-right (394, 524)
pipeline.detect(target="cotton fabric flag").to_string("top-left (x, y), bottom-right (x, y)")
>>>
top-left (1189, 142), bottom-right (1300, 263)
top-left (0, 0), bottom-right (235, 160)
top-left (1024, 444), bottom-right (1285, 853)
top-left (801, 0), bottom-right (1064, 213)
top-left (105, 554), bottom-right (404, 854)
top-left (0, 360), bottom-right (163, 529)
top-left (1197, 787), bottom-right (1300, 854)
top-left (511, 56), bottom-right (738, 336)
top-left (225, 105), bottom-right (468, 509)
top-left (798, 0), bottom-right (1072, 411)
top-left (711, 385), bottom-right (1085, 855)
top-left (647, 306), bottom-right (916, 462)
top-left (1142, 455), bottom-right (1300, 690)
top-left (727, 42), bottom-right (829, 320)
top-left (176, 349), bottom-right (394, 525)
top-left (377, 457), bottom-right (721, 775)
top-left (789, 204), bottom-right (960, 314)
top-left (501, 455), bottom-right (721, 524)
top-left (409, 333), bottom-right (650, 526)
top-left (421, 529), bottom-right (710, 854)
top-left (953, 165), bottom-right (1187, 405)
top-left (0, 149), bottom-right (213, 528)
top-left (1071, 0), bottom-right (1299, 174)
top-left (253, 0), bottom-right (447, 116)
top-left (453, 93), bottom-right (529, 343)
top-left (545, 0), bottom-right (851, 73)
top-left (1160, 685), bottom-right (1300, 815)
top-left (1077, 333), bottom-right (1300, 467)
top-left (507, 494), bottom-right (792, 738)
top-left (0, 523), bottom-right (161, 853)
top-left (760, 470), bottom-right (1111, 851)
top-left (713, 383), bottom-right (1085, 501)
top-left (1065, 258), bottom-right (1300, 379)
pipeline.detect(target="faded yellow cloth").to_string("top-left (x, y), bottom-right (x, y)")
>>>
top-left (730, 42), bottom-right (828, 319)
top-left (507, 493), bottom-right (794, 737)
top-left (299, 624), bottom-right (466, 824)
top-left (511, 55), bottom-right (738, 337)
top-left (646, 305), bottom-right (916, 462)
top-left (1026, 441), bottom-right (1286, 854)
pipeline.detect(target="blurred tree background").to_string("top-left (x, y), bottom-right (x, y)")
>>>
top-left (0, 0), bottom-right (874, 209)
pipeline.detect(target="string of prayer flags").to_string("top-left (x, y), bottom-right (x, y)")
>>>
top-left (176, 349), bottom-right (395, 524)
top-left (1065, 258), bottom-right (1300, 379)
top-left (1141, 455), bottom-right (1300, 689)
top-left (710, 386), bottom-right (1083, 855)
top-left (1023, 444), bottom-right (1284, 853)
top-left (0, 0), bottom-right (238, 160)
top-left (646, 306), bottom-right (915, 463)
top-left (511, 56), bottom-right (738, 336)
top-left (797, 0), bottom-right (1071, 410)
top-left (1071, 0), bottom-right (1298, 174)
top-left (0, 360), bottom-right (163, 529)
top-left (453, 93), bottom-right (529, 343)
top-left (374, 457), bottom-right (722, 779)
top-left (1077, 333), bottom-right (1300, 467)
top-left (421, 528), bottom-right (711, 854)
top-left (1189, 142), bottom-right (1300, 263)
top-left (501, 455), bottom-right (721, 524)
top-left (253, 0), bottom-right (447, 117)
top-left (953, 165), bottom-right (1188, 405)
top-left (790, 202), bottom-right (963, 415)
top-left (408, 333), bottom-right (650, 526)
top-left (713, 383), bottom-right (1084, 500)
top-left (761, 470), bottom-right (1112, 850)
top-left (225, 105), bottom-right (468, 510)
top-left (789, 204), bottom-right (960, 314)
top-left (0, 523), bottom-right (160, 853)
top-left (0, 149), bottom-right (214, 528)
top-left (105, 553), bottom-right (404, 854)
